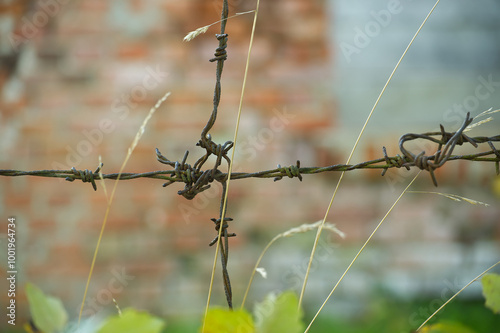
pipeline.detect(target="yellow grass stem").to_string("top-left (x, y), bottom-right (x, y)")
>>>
top-left (298, 0), bottom-right (442, 309)
top-left (409, 191), bottom-right (489, 206)
top-left (416, 260), bottom-right (500, 331)
top-left (183, 10), bottom-right (255, 42)
top-left (78, 92), bottom-right (170, 325)
top-left (304, 171), bottom-right (421, 332)
top-left (240, 221), bottom-right (344, 309)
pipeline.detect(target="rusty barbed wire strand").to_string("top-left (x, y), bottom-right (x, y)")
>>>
top-left (2, 0), bottom-right (499, 310)
top-left (196, 0), bottom-right (234, 309)
top-left (209, 181), bottom-right (236, 308)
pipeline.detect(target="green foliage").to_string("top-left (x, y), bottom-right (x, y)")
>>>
top-left (200, 291), bottom-right (303, 333)
top-left (23, 279), bottom-right (500, 332)
top-left (420, 321), bottom-right (476, 333)
top-left (481, 273), bottom-right (500, 314)
top-left (202, 308), bottom-right (254, 333)
top-left (302, 298), bottom-right (499, 333)
top-left (22, 285), bottom-right (303, 333)
top-left (253, 291), bottom-right (304, 333)
top-left (25, 282), bottom-right (68, 333)
top-left (98, 308), bottom-right (166, 333)
top-left (416, 299), bottom-right (500, 333)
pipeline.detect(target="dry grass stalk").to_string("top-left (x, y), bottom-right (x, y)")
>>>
top-left (184, 10), bottom-right (255, 42)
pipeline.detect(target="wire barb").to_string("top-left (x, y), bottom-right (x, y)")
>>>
top-left (398, 112), bottom-right (479, 186)
top-left (274, 160), bottom-right (303, 181)
top-left (209, 217), bottom-right (236, 246)
top-left (487, 141), bottom-right (500, 175)
top-left (381, 146), bottom-right (408, 176)
top-left (156, 148), bottom-right (225, 200)
top-left (0, 14), bottom-right (499, 310)
top-left (209, 34), bottom-right (229, 62)
top-left (64, 163), bottom-right (103, 191)
top-left (3, 126), bottom-right (499, 188)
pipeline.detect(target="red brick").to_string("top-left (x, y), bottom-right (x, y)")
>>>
top-left (6, 0), bottom-right (496, 320)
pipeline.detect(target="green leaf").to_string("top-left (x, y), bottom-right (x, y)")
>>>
top-left (419, 321), bottom-right (476, 333)
top-left (254, 291), bottom-right (304, 333)
top-left (202, 307), bottom-right (254, 333)
top-left (25, 282), bottom-right (68, 333)
top-left (98, 308), bottom-right (166, 333)
top-left (481, 273), bottom-right (500, 314)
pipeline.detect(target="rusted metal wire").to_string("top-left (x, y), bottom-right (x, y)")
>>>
top-left (2, 0), bottom-right (500, 310)
top-left (2, 107), bottom-right (499, 313)
top-left (210, 181), bottom-right (236, 308)
top-left (196, 0), bottom-right (234, 308)
top-left (64, 164), bottom-right (103, 191)
top-left (2, 117), bottom-right (499, 189)
top-left (1, 118), bottom-right (498, 311)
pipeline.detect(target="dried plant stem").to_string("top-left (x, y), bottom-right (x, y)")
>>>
top-left (304, 171), bottom-right (421, 333)
top-left (416, 260), bottom-right (500, 331)
top-left (465, 108), bottom-right (500, 132)
top-left (78, 92), bottom-right (170, 325)
top-left (240, 221), bottom-right (343, 309)
top-left (183, 10), bottom-right (255, 42)
top-left (409, 191), bottom-right (489, 206)
top-left (298, 0), bottom-right (442, 309)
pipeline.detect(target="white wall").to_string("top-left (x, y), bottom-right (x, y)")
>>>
top-left (329, 0), bottom-right (500, 135)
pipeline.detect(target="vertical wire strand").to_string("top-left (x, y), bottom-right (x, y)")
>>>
top-left (203, 0), bottom-right (230, 326)
top-left (202, 0), bottom-right (260, 330)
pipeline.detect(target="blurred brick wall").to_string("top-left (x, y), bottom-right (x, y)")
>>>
top-left (0, 0), bottom-right (499, 329)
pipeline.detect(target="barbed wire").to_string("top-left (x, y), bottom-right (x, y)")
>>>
top-left (2, 0), bottom-right (500, 310)
top-left (2, 120), bottom-right (498, 190)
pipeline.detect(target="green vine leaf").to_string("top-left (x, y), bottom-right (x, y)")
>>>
top-left (253, 291), bottom-right (304, 333)
top-left (25, 282), bottom-right (68, 333)
top-left (202, 307), bottom-right (254, 333)
top-left (98, 308), bottom-right (165, 333)
top-left (481, 273), bottom-right (500, 314)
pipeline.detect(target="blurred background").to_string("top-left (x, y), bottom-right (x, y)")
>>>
top-left (1, 0), bottom-right (500, 332)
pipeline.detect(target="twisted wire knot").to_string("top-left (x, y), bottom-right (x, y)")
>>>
top-left (195, 134), bottom-right (233, 176)
top-left (65, 163), bottom-right (103, 191)
top-left (210, 34), bottom-right (228, 62)
top-left (411, 151), bottom-right (440, 185)
top-left (381, 146), bottom-right (409, 176)
top-left (156, 148), bottom-right (217, 199)
top-left (177, 169), bottom-right (213, 200)
top-left (398, 112), bottom-right (475, 186)
top-left (274, 160), bottom-right (302, 181)
top-left (209, 217), bottom-right (236, 246)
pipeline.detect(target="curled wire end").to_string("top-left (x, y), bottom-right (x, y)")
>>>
top-left (65, 164), bottom-right (102, 191)
top-left (487, 141), bottom-right (500, 175)
top-left (162, 180), bottom-right (175, 188)
top-left (156, 148), bottom-right (175, 166)
top-left (274, 160), bottom-right (302, 182)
